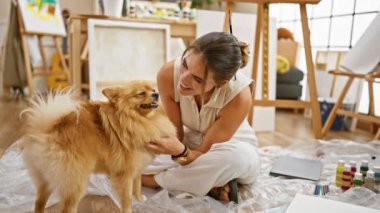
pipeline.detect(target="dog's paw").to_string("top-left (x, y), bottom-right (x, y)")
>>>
top-left (135, 194), bottom-right (147, 202)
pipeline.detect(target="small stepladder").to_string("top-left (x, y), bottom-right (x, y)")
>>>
top-left (15, 2), bottom-right (70, 96)
top-left (223, 0), bottom-right (323, 139)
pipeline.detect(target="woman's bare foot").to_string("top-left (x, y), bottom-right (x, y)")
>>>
top-left (141, 175), bottom-right (161, 189)
top-left (208, 183), bottom-right (231, 202)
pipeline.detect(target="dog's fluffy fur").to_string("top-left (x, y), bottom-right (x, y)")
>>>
top-left (20, 80), bottom-right (176, 213)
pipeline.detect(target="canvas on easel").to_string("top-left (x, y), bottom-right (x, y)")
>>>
top-left (15, 0), bottom-right (69, 95)
top-left (18, 0), bottom-right (66, 36)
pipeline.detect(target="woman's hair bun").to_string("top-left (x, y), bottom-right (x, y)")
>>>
top-left (239, 41), bottom-right (249, 68)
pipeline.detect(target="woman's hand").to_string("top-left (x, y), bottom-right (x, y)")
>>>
top-left (147, 136), bottom-right (185, 156)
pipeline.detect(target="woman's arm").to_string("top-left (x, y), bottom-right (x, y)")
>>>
top-left (169, 85), bottom-right (252, 165)
top-left (197, 86), bottom-right (252, 153)
top-left (150, 63), bottom-right (252, 165)
top-left (148, 85), bottom-right (252, 165)
top-left (156, 61), bottom-right (184, 141)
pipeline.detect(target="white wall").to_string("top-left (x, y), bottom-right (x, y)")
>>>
top-left (0, 0), bottom-right (11, 96)
top-left (60, 0), bottom-right (96, 15)
top-left (0, 0), bottom-right (11, 22)
top-left (202, 2), bottom-right (257, 14)
top-left (0, 0), bottom-right (11, 47)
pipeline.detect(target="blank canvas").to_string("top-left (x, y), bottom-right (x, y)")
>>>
top-left (340, 11), bottom-right (380, 74)
top-left (286, 194), bottom-right (379, 213)
top-left (88, 19), bottom-right (170, 100)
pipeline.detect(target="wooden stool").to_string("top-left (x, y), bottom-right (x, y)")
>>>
top-left (223, 0), bottom-right (322, 138)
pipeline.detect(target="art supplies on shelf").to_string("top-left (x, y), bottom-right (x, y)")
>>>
top-left (127, 1), bottom-right (196, 21)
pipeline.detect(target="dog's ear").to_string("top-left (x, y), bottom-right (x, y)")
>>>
top-left (102, 87), bottom-right (120, 103)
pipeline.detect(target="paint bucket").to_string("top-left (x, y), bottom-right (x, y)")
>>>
top-left (103, 0), bottom-right (124, 17)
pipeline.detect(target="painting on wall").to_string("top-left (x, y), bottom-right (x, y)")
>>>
top-left (18, 0), bottom-right (66, 35)
top-left (87, 19), bottom-right (170, 101)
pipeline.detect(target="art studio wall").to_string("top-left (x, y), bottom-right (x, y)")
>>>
top-left (0, 1), bottom-right (11, 49)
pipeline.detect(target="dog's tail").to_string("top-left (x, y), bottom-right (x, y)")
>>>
top-left (20, 89), bottom-right (80, 133)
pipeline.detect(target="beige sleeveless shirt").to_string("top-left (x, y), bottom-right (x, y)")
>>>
top-left (173, 58), bottom-right (258, 147)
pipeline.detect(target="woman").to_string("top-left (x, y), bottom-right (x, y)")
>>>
top-left (142, 32), bottom-right (260, 203)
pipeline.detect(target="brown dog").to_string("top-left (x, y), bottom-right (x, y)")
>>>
top-left (20, 80), bottom-right (176, 213)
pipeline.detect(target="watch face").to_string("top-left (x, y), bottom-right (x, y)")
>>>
top-left (176, 156), bottom-right (188, 164)
top-left (172, 148), bottom-right (191, 165)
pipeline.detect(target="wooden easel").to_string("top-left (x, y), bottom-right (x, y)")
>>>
top-left (223, 0), bottom-right (323, 138)
top-left (16, 3), bottom-right (70, 96)
top-left (321, 70), bottom-right (380, 140)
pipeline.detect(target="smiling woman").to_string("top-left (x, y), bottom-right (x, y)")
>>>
top-left (177, 52), bottom-right (217, 99)
top-left (141, 32), bottom-right (260, 204)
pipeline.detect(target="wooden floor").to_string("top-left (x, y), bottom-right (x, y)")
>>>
top-left (0, 93), bottom-right (375, 157)
top-left (0, 94), bottom-right (27, 157)
top-left (256, 109), bottom-right (374, 147)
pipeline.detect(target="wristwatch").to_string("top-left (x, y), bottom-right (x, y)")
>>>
top-left (171, 145), bottom-right (191, 165)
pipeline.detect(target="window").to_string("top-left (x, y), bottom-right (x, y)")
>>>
top-left (270, 0), bottom-right (379, 111)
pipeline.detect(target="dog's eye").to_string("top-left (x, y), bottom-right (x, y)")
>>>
top-left (138, 91), bottom-right (146, 96)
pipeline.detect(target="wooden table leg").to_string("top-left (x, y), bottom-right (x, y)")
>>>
top-left (69, 19), bottom-right (82, 97)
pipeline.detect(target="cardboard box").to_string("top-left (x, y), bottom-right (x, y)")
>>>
top-left (277, 40), bottom-right (299, 67)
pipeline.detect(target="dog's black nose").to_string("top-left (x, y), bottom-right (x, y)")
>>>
top-left (152, 92), bottom-right (159, 100)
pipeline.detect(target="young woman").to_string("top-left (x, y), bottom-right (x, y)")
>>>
top-left (142, 32), bottom-right (260, 203)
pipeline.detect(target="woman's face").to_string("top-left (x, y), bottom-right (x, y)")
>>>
top-left (177, 52), bottom-right (217, 96)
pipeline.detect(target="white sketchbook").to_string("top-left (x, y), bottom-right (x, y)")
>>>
top-left (286, 194), bottom-right (380, 213)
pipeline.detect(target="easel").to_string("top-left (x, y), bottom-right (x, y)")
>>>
top-left (223, 0), bottom-right (322, 138)
top-left (321, 70), bottom-right (380, 140)
top-left (16, 2), bottom-right (70, 96)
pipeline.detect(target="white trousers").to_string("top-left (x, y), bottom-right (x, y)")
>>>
top-left (143, 139), bottom-right (260, 196)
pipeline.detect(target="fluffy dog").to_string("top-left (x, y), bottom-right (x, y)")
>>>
top-left (20, 80), bottom-right (176, 213)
